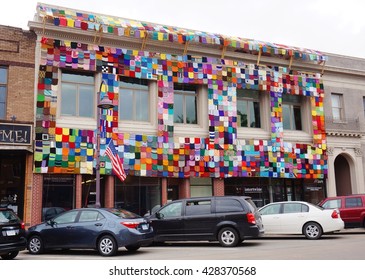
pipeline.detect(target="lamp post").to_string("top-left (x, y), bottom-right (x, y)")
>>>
top-left (95, 80), bottom-right (114, 208)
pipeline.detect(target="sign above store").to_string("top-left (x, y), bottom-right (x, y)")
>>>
top-left (0, 123), bottom-right (32, 145)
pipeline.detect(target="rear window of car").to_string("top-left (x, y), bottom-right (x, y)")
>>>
top-left (322, 199), bottom-right (341, 209)
top-left (0, 210), bottom-right (20, 223)
top-left (215, 198), bottom-right (244, 213)
top-left (345, 197), bottom-right (363, 208)
top-left (283, 203), bottom-right (309, 213)
top-left (107, 208), bottom-right (141, 219)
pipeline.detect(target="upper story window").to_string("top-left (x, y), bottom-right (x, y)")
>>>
top-left (0, 66), bottom-right (8, 119)
top-left (331, 93), bottom-right (344, 120)
top-left (174, 84), bottom-right (197, 124)
top-left (60, 71), bottom-right (95, 118)
top-left (237, 89), bottom-right (261, 128)
top-left (282, 94), bottom-right (302, 130)
top-left (119, 77), bottom-right (149, 122)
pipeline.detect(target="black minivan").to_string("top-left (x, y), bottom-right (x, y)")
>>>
top-left (147, 196), bottom-right (264, 247)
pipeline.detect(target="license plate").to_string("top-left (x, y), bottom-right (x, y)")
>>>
top-left (141, 224), bottom-right (149, 230)
top-left (6, 230), bottom-right (16, 236)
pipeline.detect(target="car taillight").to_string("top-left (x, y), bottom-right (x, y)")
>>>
top-left (121, 221), bottom-right (140, 229)
top-left (247, 213), bottom-right (256, 224)
top-left (331, 210), bottom-right (339, 219)
top-left (20, 222), bottom-right (25, 230)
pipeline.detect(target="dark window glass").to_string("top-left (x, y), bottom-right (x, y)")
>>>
top-left (185, 200), bottom-right (211, 216)
top-left (345, 197), bottom-right (362, 208)
top-left (237, 89), bottom-right (261, 128)
top-left (215, 199), bottom-right (244, 213)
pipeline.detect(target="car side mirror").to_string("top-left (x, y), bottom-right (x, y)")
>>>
top-left (156, 212), bottom-right (164, 219)
top-left (46, 220), bottom-right (55, 226)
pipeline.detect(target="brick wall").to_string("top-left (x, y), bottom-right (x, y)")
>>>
top-left (0, 25), bottom-right (36, 122)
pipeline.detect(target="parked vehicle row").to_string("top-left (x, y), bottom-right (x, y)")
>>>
top-left (3, 194), bottom-right (364, 260)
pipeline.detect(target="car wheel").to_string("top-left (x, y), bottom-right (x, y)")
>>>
top-left (303, 222), bottom-right (322, 240)
top-left (28, 235), bottom-right (44, 254)
top-left (97, 235), bottom-right (117, 256)
top-left (218, 227), bottom-right (239, 247)
top-left (0, 251), bottom-right (19, 260)
top-left (125, 245), bottom-right (140, 252)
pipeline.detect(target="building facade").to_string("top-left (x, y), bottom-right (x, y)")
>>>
top-left (322, 54), bottom-right (365, 197)
top-left (26, 3), bottom-right (329, 225)
top-left (0, 25), bottom-right (36, 224)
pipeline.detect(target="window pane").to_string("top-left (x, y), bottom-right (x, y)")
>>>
top-left (79, 85), bottom-right (94, 118)
top-left (174, 94), bottom-right (184, 123)
top-left (331, 94), bottom-right (340, 107)
top-left (237, 100), bottom-right (248, 127)
top-left (62, 72), bottom-right (94, 83)
top-left (252, 101), bottom-right (261, 128)
top-left (0, 86), bottom-right (5, 102)
top-left (0, 68), bottom-right (7, 83)
top-left (120, 89), bottom-right (133, 120)
top-left (0, 103), bottom-right (5, 119)
top-left (185, 94), bottom-right (197, 124)
top-left (61, 84), bottom-right (77, 116)
top-left (135, 90), bottom-right (149, 121)
top-left (282, 104), bottom-right (291, 129)
top-left (293, 106), bottom-right (302, 130)
top-left (332, 108), bottom-right (341, 120)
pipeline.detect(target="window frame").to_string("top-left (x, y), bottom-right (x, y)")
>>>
top-left (282, 94), bottom-right (303, 131)
top-left (236, 89), bottom-right (261, 128)
top-left (174, 83), bottom-right (198, 125)
top-left (119, 76), bottom-right (150, 123)
top-left (59, 70), bottom-right (95, 119)
top-left (0, 66), bottom-right (8, 119)
top-left (331, 93), bottom-right (344, 121)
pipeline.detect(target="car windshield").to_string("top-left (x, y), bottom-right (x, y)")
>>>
top-left (107, 208), bottom-right (141, 219)
top-left (0, 210), bottom-right (20, 223)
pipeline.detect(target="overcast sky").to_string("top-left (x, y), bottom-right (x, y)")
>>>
top-left (1, 0), bottom-right (364, 59)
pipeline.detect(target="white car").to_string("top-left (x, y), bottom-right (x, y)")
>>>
top-left (259, 201), bottom-right (344, 239)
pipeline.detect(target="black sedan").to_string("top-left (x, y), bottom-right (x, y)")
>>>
top-left (26, 208), bottom-right (153, 257)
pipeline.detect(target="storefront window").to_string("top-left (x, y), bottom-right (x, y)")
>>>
top-left (42, 175), bottom-right (75, 215)
top-left (81, 174), bottom-right (105, 208)
top-left (225, 177), bottom-right (269, 208)
top-left (115, 176), bottom-right (161, 216)
top-left (190, 177), bottom-right (212, 197)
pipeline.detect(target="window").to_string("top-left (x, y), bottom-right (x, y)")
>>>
top-left (331, 93), bottom-right (344, 120)
top-left (345, 197), bottom-right (363, 208)
top-left (282, 94), bottom-right (302, 130)
top-left (185, 200), bottom-right (212, 216)
top-left (53, 211), bottom-right (78, 224)
top-left (322, 199), bottom-right (341, 209)
top-left (79, 210), bottom-right (104, 222)
top-left (237, 89), bottom-right (261, 128)
top-left (174, 84), bottom-right (197, 124)
top-left (60, 71), bottom-right (95, 118)
top-left (260, 204), bottom-right (281, 215)
top-left (158, 201), bottom-right (182, 218)
top-left (119, 77), bottom-right (149, 122)
top-left (283, 203), bottom-right (309, 213)
top-left (0, 67), bottom-right (8, 119)
top-left (215, 198), bottom-right (244, 213)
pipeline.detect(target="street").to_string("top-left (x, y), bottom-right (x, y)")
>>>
top-left (16, 228), bottom-right (365, 260)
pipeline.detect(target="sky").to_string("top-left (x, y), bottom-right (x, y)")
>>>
top-left (1, 0), bottom-right (364, 58)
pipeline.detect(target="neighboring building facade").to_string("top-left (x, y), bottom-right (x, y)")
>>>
top-left (322, 54), bottom-right (365, 197)
top-left (27, 3), bottom-right (329, 225)
top-left (0, 25), bottom-right (36, 224)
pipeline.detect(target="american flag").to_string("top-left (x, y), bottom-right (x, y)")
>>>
top-left (105, 140), bottom-right (127, 182)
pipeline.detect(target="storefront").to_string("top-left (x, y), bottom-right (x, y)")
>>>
top-left (0, 122), bottom-right (33, 220)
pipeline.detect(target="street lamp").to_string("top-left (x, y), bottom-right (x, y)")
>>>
top-left (95, 80), bottom-right (114, 208)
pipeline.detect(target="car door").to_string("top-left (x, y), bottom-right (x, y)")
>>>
top-left (183, 199), bottom-right (215, 239)
top-left (67, 209), bottom-right (105, 248)
top-left (344, 197), bottom-right (363, 224)
top-left (259, 204), bottom-right (282, 233)
top-left (150, 201), bottom-right (184, 241)
top-left (41, 210), bottom-right (79, 247)
top-left (280, 203), bottom-right (309, 234)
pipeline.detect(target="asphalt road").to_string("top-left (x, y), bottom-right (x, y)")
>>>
top-left (16, 228), bottom-right (365, 260)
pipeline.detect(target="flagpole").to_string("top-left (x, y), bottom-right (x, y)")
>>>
top-left (95, 80), bottom-right (114, 208)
